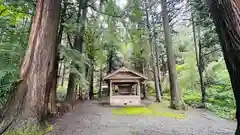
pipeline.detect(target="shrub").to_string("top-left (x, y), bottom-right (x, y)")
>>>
top-left (56, 85), bottom-right (67, 101)
top-left (146, 81), bottom-right (155, 96)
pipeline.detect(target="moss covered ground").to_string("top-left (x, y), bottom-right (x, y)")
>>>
top-left (112, 100), bottom-right (187, 119)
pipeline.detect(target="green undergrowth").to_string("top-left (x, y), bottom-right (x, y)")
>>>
top-left (56, 83), bottom-right (68, 101)
top-left (112, 101), bottom-right (187, 119)
top-left (162, 90), bottom-right (235, 120)
top-left (3, 124), bottom-right (53, 135)
top-left (183, 91), bottom-right (235, 120)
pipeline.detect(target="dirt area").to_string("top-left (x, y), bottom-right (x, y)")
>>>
top-left (46, 100), bottom-right (236, 135)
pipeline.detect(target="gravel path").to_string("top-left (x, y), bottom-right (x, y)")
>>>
top-left (47, 101), bottom-right (236, 135)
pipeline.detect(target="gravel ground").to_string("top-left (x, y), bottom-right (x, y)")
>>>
top-left (47, 101), bottom-right (236, 135)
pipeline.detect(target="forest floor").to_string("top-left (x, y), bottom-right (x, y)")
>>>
top-left (46, 99), bottom-right (236, 135)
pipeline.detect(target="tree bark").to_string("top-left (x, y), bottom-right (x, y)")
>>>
top-left (88, 49), bottom-right (95, 100)
top-left (49, 84), bottom-right (57, 114)
top-left (154, 32), bottom-right (163, 96)
top-left (140, 51), bottom-right (148, 99)
top-left (89, 64), bottom-right (94, 100)
top-left (152, 35), bottom-right (162, 102)
top-left (107, 50), bottom-right (113, 96)
top-left (191, 12), bottom-right (206, 107)
top-left (98, 63), bottom-right (103, 99)
top-left (78, 85), bottom-right (82, 100)
top-left (66, 73), bottom-right (77, 102)
top-left (161, 56), bottom-right (167, 82)
top-left (161, 0), bottom-right (182, 109)
top-left (61, 64), bottom-right (65, 86)
top-left (198, 40), bottom-right (206, 107)
top-left (66, 0), bottom-right (88, 102)
top-left (49, 0), bottom-right (67, 114)
top-left (144, 0), bottom-right (161, 102)
top-left (0, 0), bottom-right (60, 133)
top-left (58, 62), bottom-right (62, 79)
top-left (85, 66), bottom-right (89, 79)
top-left (205, 0), bottom-right (240, 134)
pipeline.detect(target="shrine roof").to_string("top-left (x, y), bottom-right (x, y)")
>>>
top-left (103, 67), bottom-right (148, 81)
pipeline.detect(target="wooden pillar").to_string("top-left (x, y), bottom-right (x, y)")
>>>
top-left (137, 81), bottom-right (141, 96)
top-left (110, 80), bottom-right (112, 97)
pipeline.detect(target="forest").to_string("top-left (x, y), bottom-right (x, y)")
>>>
top-left (0, 0), bottom-right (240, 134)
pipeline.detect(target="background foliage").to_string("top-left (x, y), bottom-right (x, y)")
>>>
top-left (0, 0), bottom-right (235, 120)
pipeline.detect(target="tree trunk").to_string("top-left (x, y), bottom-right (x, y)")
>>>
top-left (154, 32), bottom-right (163, 96)
top-left (89, 65), bottom-right (94, 100)
top-left (198, 40), bottom-right (206, 107)
top-left (78, 85), bottom-right (82, 100)
top-left (61, 64), bottom-right (65, 86)
top-left (49, 84), bottom-right (57, 114)
top-left (0, 0), bottom-right (60, 133)
top-left (144, 0), bottom-right (161, 102)
top-left (85, 66), bottom-right (89, 80)
top-left (151, 51), bottom-right (161, 102)
top-left (66, 73), bottom-right (77, 102)
top-left (66, 0), bottom-right (88, 102)
top-left (98, 63), bottom-right (103, 99)
top-left (161, 56), bottom-right (167, 82)
top-left (49, 50), bottom-right (58, 114)
top-left (58, 62), bottom-right (62, 79)
top-left (161, 0), bottom-right (182, 109)
top-left (191, 12), bottom-right (206, 107)
top-left (205, 0), bottom-right (240, 134)
top-left (49, 0), bottom-right (67, 114)
top-left (138, 49), bottom-right (147, 99)
top-left (107, 50), bottom-right (113, 96)
top-left (141, 61), bottom-right (148, 99)
top-left (152, 37), bottom-right (161, 102)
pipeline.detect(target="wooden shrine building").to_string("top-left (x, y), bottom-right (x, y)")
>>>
top-left (103, 67), bottom-right (147, 106)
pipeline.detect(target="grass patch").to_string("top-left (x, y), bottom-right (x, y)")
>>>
top-left (3, 123), bottom-right (53, 135)
top-left (112, 100), bottom-right (187, 119)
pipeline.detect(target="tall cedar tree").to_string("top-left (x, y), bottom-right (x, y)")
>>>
top-left (49, 0), bottom-right (68, 114)
top-left (191, 12), bottom-right (206, 107)
top-left (66, 0), bottom-right (88, 102)
top-left (205, 0), bottom-right (240, 134)
top-left (161, 0), bottom-right (181, 109)
top-left (144, 0), bottom-right (161, 102)
top-left (0, 0), bottom-right (60, 133)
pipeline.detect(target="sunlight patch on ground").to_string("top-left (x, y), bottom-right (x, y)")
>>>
top-left (112, 101), bottom-right (187, 119)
